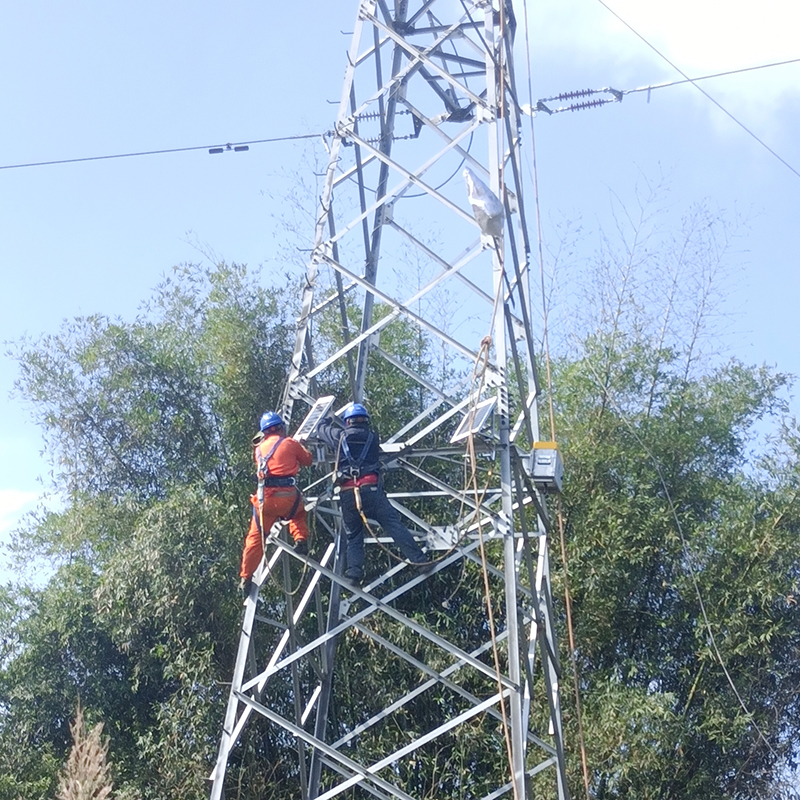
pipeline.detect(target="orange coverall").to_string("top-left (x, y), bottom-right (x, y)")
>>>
top-left (239, 434), bottom-right (313, 580)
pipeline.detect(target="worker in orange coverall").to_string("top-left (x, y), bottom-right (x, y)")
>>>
top-left (239, 411), bottom-right (313, 595)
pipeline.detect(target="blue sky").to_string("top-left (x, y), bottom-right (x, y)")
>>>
top-left (2, 0), bottom-right (799, 554)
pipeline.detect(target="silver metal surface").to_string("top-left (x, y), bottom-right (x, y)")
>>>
top-left (210, 2), bottom-right (570, 798)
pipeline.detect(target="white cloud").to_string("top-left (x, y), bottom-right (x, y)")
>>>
top-left (0, 489), bottom-right (39, 536)
top-left (526, 0), bottom-right (800, 114)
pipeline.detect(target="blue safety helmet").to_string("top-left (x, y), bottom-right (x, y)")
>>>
top-left (342, 403), bottom-right (369, 423)
top-left (259, 411), bottom-right (285, 432)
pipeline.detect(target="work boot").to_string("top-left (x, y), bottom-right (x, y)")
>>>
top-left (344, 567), bottom-right (364, 586)
top-left (294, 539), bottom-right (308, 556)
top-left (414, 559), bottom-right (434, 576)
top-left (239, 577), bottom-right (253, 598)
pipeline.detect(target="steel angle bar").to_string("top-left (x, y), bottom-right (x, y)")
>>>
top-left (374, 0), bottom-right (394, 27)
top-left (343, 126), bottom-right (482, 230)
top-left (415, 62), bottom-right (471, 114)
top-left (310, 280), bottom-right (358, 316)
top-left (208, 586), bottom-right (263, 785)
top-left (460, 548), bottom-right (535, 604)
top-left (279, 18), bottom-right (368, 424)
top-left (305, 307), bottom-right (400, 382)
top-left (420, 49), bottom-right (485, 70)
top-left (331, 151), bottom-right (378, 190)
top-left (317, 253), bottom-right (489, 368)
top-left (397, 456), bottom-right (499, 516)
top-left (311, 505), bottom-right (343, 525)
top-left (346, 623), bottom-right (526, 742)
top-left (344, 621), bottom-right (557, 756)
top-left (479, 760), bottom-right (559, 800)
top-left (352, 31), bottom-right (391, 70)
top-left (405, 396), bottom-right (479, 446)
top-left (363, 8), bottom-right (489, 109)
top-left (383, 396), bottom-right (446, 443)
top-left (389, 443), bottom-right (493, 459)
top-left (387, 489), bottom-right (498, 499)
top-left (209, 531), bottom-right (296, 781)
top-left (405, 0), bottom-right (439, 27)
top-left (392, 97), bottom-right (487, 176)
top-left (531, 544), bottom-right (569, 797)
top-left (282, 586), bottom-right (516, 695)
top-left (427, 65), bottom-right (487, 81)
top-left (317, 690), bottom-right (511, 800)
top-left (374, 346), bottom-right (459, 407)
top-left (384, 221), bottom-right (517, 327)
top-left (403, 20), bottom-right (483, 35)
top-left (252, 614), bottom-right (287, 631)
top-left (301, 683), bottom-right (323, 726)
top-left (326, 730), bottom-right (555, 795)
top-left (341, 10), bottom-right (485, 128)
top-left (258, 553), bottom-right (518, 692)
top-left (382, 497), bottom-right (454, 542)
top-left (385, 219), bottom-right (499, 309)
top-left (323, 120), bottom-right (479, 247)
top-left (234, 691), bottom-right (419, 800)
top-left (303, 470), bottom-right (338, 495)
top-left (261, 544), bottom-right (336, 675)
top-left (319, 758), bottom-right (403, 800)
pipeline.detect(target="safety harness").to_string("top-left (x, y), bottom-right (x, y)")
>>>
top-left (336, 430), bottom-right (376, 485)
top-left (254, 436), bottom-right (303, 534)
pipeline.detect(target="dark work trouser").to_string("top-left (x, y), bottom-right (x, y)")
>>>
top-left (339, 485), bottom-right (425, 574)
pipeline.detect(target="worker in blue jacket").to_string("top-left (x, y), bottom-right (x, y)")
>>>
top-left (316, 402), bottom-right (430, 584)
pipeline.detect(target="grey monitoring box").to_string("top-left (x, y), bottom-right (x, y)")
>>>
top-left (528, 443), bottom-right (564, 493)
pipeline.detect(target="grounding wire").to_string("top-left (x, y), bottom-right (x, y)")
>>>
top-left (624, 57), bottom-right (800, 96)
top-left (520, 1), bottom-right (593, 797)
top-left (537, 58), bottom-right (800, 109)
top-left (0, 133), bottom-right (324, 171)
top-left (593, 0), bottom-right (800, 181)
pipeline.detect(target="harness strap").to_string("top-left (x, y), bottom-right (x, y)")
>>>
top-left (252, 502), bottom-right (263, 536)
top-left (284, 487), bottom-right (303, 521)
top-left (264, 476), bottom-right (296, 487)
top-left (257, 436), bottom-right (285, 477)
top-left (257, 435), bottom-right (286, 502)
top-left (339, 430), bottom-right (375, 479)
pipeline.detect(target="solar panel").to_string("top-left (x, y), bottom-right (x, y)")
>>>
top-left (294, 395), bottom-right (336, 441)
top-left (450, 397), bottom-right (496, 443)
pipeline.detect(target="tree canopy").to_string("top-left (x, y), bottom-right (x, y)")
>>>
top-left (1, 231), bottom-right (799, 799)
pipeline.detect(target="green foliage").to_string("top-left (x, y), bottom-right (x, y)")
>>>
top-left (552, 328), bottom-right (800, 798)
top-left (1, 263), bottom-right (292, 799)
top-left (10, 262), bottom-right (291, 505)
top-left (2, 223), bottom-right (799, 800)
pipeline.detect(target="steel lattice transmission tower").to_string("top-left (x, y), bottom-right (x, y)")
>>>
top-left (210, 1), bottom-right (570, 798)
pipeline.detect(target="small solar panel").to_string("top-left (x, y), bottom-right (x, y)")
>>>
top-left (450, 397), bottom-right (496, 443)
top-left (294, 395), bottom-right (336, 441)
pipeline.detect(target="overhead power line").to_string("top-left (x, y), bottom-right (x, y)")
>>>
top-left (3, 53), bottom-right (798, 176)
top-left (626, 57), bottom-right (800, 95)
top-left (592, 0), bottom-right (800, 180)
top-left (0, 133), bottom-right (325, 172)
top-left (534, 58), bottom-right (800, 114)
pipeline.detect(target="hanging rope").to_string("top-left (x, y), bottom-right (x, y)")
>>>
top-left (465, 232), bottom-right (520, 800)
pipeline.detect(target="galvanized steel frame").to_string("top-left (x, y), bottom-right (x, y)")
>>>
top-left (210, 2), bottom-right (569, 798)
